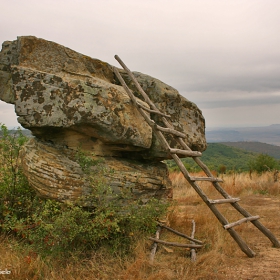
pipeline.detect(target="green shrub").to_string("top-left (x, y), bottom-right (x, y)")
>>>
top-left (248, 154), bottom-right (280, 174)
top-left (0, 124), bottom-right (38, 228)
top-left (0, 124), bottom-right (169, 258)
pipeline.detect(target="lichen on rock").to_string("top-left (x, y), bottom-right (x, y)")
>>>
top-left (0, 36), bottom-right (206, 203)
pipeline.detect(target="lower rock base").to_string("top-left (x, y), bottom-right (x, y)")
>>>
top-left (21, 138), bottom-right (172, 204)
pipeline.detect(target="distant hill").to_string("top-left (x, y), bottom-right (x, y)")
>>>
top-left (220, 142), bottom-right (280, 159)
top-left (167, 143), bottom-right (260, 173)
top-left (197, 143), bottom-right (259, 172)
top-left (206, 124), bottom-right (280, 146)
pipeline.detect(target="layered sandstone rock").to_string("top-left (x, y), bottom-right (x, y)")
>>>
top-left (20, 138), bottom-right (171, 203)
top-left (0, 36), bottom-right (206, 203)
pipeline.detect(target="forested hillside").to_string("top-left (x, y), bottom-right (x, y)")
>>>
top-left (221, 141), bottom-right (280, 159)
top-left (167, 143), bottom-right (266, 173)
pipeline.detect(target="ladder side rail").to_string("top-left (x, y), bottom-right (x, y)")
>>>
top-left (248, 220), bottom-right (280, 247)
top-left (115, 62), bottom-right (240, 208)
top-left (145, 127), bottom-right (256, 258)
top-left (110, 72), bottom-right (224, 218)
top-left (195, 158), bottom-right (233, 198)
top-left (173, 137), bottom-right (221, 182)
top-left (174, 135), bottom-right (236, 197)
top-left (115, 56), bottom-right (280, 250)
top-left (115, 55), bottom-right (186, 140)
top-left (114, 67), bottom-right (172, 154)
top-left (192, 157), bottom-right (280, 248)
top-left (115, 63), bottom-right (256, 257)
top-left (114, 55), bottom-right (223, 180)
top-left (114, 64), bottom-right (220, 190)
top-left (216, 188), bottom-right (280, 247)
top-left (115, 60), bottom-right (222, 183)
top-left (115, 62), bottom-right (241, 199)
top-left (114, 67), bottom-right (163, 132)
top-left (115, 55), bottom-right (159, 110)
top-left (176, 136), bottom-right (280, 247)
top-left (171, 154), bottom-right (256, 258)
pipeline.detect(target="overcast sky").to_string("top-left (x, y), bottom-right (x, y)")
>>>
top-left (1, 0), bottom-right (280, 129)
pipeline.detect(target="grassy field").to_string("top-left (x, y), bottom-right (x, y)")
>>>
top-left (1, 171), bottom-right (279, 280)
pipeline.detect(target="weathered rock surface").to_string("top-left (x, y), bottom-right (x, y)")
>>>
top-left (0, 36), bottom-right (206, 203)
top-left (21, 138), bottom-right (171, 203)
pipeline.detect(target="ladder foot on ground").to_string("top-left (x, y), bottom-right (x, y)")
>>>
top-left (114, 55), bottom-right (280, 257)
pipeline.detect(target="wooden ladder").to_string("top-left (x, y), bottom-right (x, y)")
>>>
top-left (113, 55), bottom-right (280, 257)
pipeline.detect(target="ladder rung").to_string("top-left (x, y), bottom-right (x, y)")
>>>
top-left (190, 176), bottom-right (223, 182)
top-left (157, 222), bottom-right (203, 244)
top-left (148, 237), bottom-right (203, 248)
top-left (209, 198), bottom-right (240, 204)
top-left (114, 55), bottom-right (280, 256)
top-left (155, 125), bottom-right (186, 138)
top-left (136, 101), bottom-right (171, 118)
top-left (169, 148), bottom-right (202, 157)
top-left (224, 216), bottom-right (260, 230)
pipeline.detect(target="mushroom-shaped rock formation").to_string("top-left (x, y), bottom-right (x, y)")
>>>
top-left (0, 36), bottom-right (206, 203)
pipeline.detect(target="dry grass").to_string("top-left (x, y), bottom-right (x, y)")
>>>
top-left (1, 171), bottom-right (279, 279)
top-left (171, 170), bottom-right (280, 198)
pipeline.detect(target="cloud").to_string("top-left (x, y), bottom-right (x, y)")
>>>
top-left (202, 103), bottom-right (280, 128)
top-left (0, 0), bottom-right (280, 128)
top-left (184, 90), bottom-right (280, 109)
top-left (0, 102), bottom-right (19, 128)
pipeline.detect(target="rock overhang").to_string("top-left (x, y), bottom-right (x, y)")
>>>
top-left (0, 36), bottom-right (206, 160)
top-left (0, 36), bottom-right (206, 202)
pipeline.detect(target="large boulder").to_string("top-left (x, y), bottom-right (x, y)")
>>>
top-left (20, 138), bottom-right (171, 203)
top-left (0, 36), bottom-right (206, 203)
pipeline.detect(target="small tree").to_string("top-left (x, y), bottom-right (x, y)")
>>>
top-left (0, 124), bottom-right (35, 216)
top-left (248, 154), bottom-right (279, 174)
top-left (218, 165), bottom-right (227, 174)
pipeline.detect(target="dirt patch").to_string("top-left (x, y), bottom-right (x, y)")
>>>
top-left (169, 192), bottom-right (280, 279)
top-left (210, 195), bottom-right (280, 280)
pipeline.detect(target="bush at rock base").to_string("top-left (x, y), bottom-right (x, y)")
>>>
top-left (0, 124), bottom-right (169, 258)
